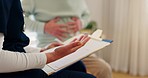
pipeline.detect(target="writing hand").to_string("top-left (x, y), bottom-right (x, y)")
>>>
top-left (45, 34), bottom-right (90, 64)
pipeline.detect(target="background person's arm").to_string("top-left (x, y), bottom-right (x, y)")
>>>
top-left (22, 0), bottom-right (45, 34)
top-left (22, 0), bottom-right (68, 40)
top-left (79, 0), bottom-right (90, 28)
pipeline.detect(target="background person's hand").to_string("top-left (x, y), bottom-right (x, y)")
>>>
top-left (45, 34), bottom-right (90, 64)
top-left (44, 17), bottom-right (68, 41)
top-left (66, 17), bottom-right (82, 34)
top-left (40, 42), bottom-right (63, 52)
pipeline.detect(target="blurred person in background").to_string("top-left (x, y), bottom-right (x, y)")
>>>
top-left (22, 0), bottom-right (112, 78)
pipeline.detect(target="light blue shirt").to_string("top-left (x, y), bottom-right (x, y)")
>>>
top-left (22, 0), bottom-right (90, 47)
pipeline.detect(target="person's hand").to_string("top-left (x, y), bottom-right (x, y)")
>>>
top-left (40, 42), bottom-right (63, 52)
top-left (45, 34), bottom-right (90, 64)
top-left (66, 17), bottom-right (82, 33)
top-left (44, 17), bottom-right (68, 41)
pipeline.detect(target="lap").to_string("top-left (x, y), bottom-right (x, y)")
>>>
top-left (0, 69), bottom-right (95, 78)
top-left (49, 70), bottom-right (95, 78)
top-left (82, 54), bottom-right (112, 78)
top-left (0, 61), bottom-right (95, 78)
top-left (82, 54), bottom-right (110, 70)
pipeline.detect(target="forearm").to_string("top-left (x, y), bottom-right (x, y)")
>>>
top-left (80, 11), bottom-right (90, 28)
top-left (24, 46), bottom-right (41, 53)
top-left (22, 0), bottom-right (45, 34)
top-left (0, 50), bottom-right (46, 73)
top-left (24, 45), bottom-right (64, 64)
top-left (24, 17), bottom-right (45, 34)
top-left (80, 2), bottom-right (90, 28)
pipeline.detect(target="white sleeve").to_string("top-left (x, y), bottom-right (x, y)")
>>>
top-left (24, 46), bottom-right (41, 53)
top-left (0, 33), bottom-right (47, 73)
top-left (0, 50), bottom-right (47, 73)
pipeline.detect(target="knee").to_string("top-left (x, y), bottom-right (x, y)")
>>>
top-left (96, 59), bottom-right (112, 78)
top-left (102, 62), bottom-right (112, 76)
top-left (82, 56), bottom-right (112, 78)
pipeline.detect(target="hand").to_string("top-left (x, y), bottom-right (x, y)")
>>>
top-left (44, 17), bottom-right (68, 41)
top-left (40, 42), bottom-right (63, 52)
top-left (45, 34), bottom-right (90, 64)
top-left (66, 17), bottom-right (82, 33)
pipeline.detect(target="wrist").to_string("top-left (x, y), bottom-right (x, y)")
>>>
top-left (45, 52), bottom-right (56, 64)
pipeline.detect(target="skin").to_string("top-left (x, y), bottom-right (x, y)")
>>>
top-left (67, 17), bottom-right (82, 33)
top-left (44, 17), bottom-right (82, 41)
top-left (44, 17), bottom-right (68, 41)
top-left (44, 34), bottom-right (90, 64)
top-left (40, 42), bottom-right (63, 52)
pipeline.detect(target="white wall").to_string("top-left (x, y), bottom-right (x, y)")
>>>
top-left (85, 0), bottom-right (103, 28)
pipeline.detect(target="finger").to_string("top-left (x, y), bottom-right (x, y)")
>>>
top-left (59, 25), bottom-right (68, 28)
top-left (49, 44), bottom-right (62, 48)
top-left (68, 25), bottom-right (79, 33)
top-left (71, 38), bottom-right (78, 43)
top-left (79, 34), bottom-right (88, 41)
top-left (77, 35), bottom-right (84, 41)
top-left (81, 36), bottom-right (90, 45)
top-left (55, 32), bottom-right (68, 38)
top-left (40, 48), bottom-right (46, 52)
top-left (71, 17), bottom-right (78, 21)
top-left (58, 25), bottom-right (69, 32)
top-left (57, 28), bottom-right (69, 33)
top-left (71, 45), bottom-right (82, 52)
top-left (53, 17), bottom-right (61, 22)
top-left (57, 23), bottom-right (68, 27)
top-left (67, 26), bottom-right (78, 33)
top-left (68, 25), bottom-right (76, 29)
top-left (54, 43), bottom-right (63, 46)
top-left (54, 29), bottom-right (68, 36)
top-left (65, 42), bottom-right (82, 50)
top-left (51, 42), bottom-right (63, 47)
top-left (71, 36), bottom-right (90, 52)
top-left (67, 22), bottom-right (76, 26)
top-left (55, 17), bottom-right (60, 19)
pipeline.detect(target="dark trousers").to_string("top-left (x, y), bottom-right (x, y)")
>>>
top-left (0, 61), bottom-right (96, 78)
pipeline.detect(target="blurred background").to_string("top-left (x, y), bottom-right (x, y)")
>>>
top-left (22, 0), bottom-right (148, 78)
top-left (85, 0), bottom-right (148, 78)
